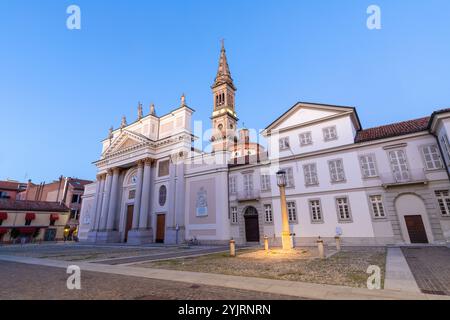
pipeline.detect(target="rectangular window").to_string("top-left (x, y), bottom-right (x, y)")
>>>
top-left (279, 137), bottom-right (290, 151)
top-left (323, 126), bottom-right (338, 141)
top-left (231, 207), bottom-right (238, 224)
top-left (285, 167), bottom-right (295, 188)
top-left (370, 195), bottom-right (386, 218)
top-left (70, 210), bottom-right (79, 220)
top-left (389, 150), bottom-right (410, 182)
top-left (303, 164), bottom-right (318, 186)
top-left (260, 174), bottom-right (271, 191)
top-left (128, 189), bottom-right (136, 200)
top-left (71, 194), bottom-right (80, 204)
top-left (360, 155), bottom-right (378, 178)
top-left (264, 204), bottom-right (273, 223)
top-left (422, 145), bottom-right (443, 170)
top-left (299, 132), bottom-right (313, 146)
top-left (243, 173), bottom-right (254, 192)
top-left (441, 135), bottom-right (450, 164)
top-left (435, 190), bottom-right (450, 216)
top-left (229, 176), bottom-right (237, 194)
top-left (309, 200), bottom-right (323, 222)
top-left (329, 159), bottom-right (346, 182)
top-left (158, 160), bottom-right (170, 177)
top-left (287, 201), bottom-right (297, 223)
top-left (336, 197), bottom-right (352, 221)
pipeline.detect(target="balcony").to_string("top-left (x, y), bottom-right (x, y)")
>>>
top-left (237, 189), bottom-right (261, 202)
top-left (379, 169), bottom-right (428, 188)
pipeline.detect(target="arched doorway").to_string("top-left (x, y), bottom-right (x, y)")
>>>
top-left (395, 194), bottom-right (432, 244)
top-left (244, 207), bottom-right (260, 242)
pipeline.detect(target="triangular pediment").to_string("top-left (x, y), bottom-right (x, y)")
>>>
top-left (102, 130), bottom-right (151, 157)
top-left (264, 102), bottom-right (360, 134)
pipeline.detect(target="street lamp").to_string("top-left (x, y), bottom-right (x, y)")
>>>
top-left (276, 170), bottom-right (292, 251)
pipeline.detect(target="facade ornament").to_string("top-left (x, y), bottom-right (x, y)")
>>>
top-left (108, 126), bottom-right (114, 140)
top-left (120, 116), bottom-right (127, 129)
top-left (181, 93), bottom-right (186, 107)
top-left (196, 187), bottom-right (208, 217)
top-left (150, 103), bottom-right (156, 116)
top-left (138, 102), bottom-right (143, 120)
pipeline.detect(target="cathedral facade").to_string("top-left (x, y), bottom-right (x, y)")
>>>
top-left (78, 44), bottom-right (450, 246)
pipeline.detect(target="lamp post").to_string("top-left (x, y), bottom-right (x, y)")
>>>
top-left (277, 170), bottom-right (291, 251)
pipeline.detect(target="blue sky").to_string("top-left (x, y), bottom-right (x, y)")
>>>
top-left (1, 0), bottom-right (450, 183)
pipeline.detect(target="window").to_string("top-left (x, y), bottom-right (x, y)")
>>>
top-left (370, 195), bottom-right (386, 218)
top-left (261, 174), bottom-right (271, 191)
top-left (0, 191), bottom-right (10, 199)
top-left (284, 167), bottom-right (295, 188)
top-left (360, 155), bottom-right (378, 178)
top-left (303, 164), bottom-right (318, 186)
top-left (128, 189), bottom-right (136, 200)
top-left (243, 173), bottom-right (254, 192)
top-left (264, 204), bottom-right (273, 223)
top-left (441, 135), bottom-right (450, 164)
top-left (287, 201), bottom-right (297, 223)
top-left (336, 197), bottom-right (352, 221)
top-left (231, 207), bottom-right (238, 224)
top-left (71, 194), bottom-right (80, 204)
top-left (389, 150), bottom-right (410, 182)
top-left (323, 126), bottom-right (338, 141)
top-left (422, 145), bottom-right (443, 170)
top-left (229, 176), bottom-right (237, 194)
top-left (279, 137), bottom-right (290, 151)
top-left (70, 210), bottom-right (79, 220)
top-left (329, 159), bottom-right (346, 182)
top-left (309, 200), bottom-right (323, 222)
top-left (159, 185), bottom-right (167, 206)
top-left (299, 132), bottom-right (313, 146)
top-left (435, 190), bottom-right (450, 216)
top-left (158, 160), bottom-right (170, 177)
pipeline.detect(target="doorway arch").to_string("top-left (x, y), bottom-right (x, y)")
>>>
top-left (244, 206), bottom-right (260, 242)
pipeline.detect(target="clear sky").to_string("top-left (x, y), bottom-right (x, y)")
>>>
top-left (1, 0), bottom-right (450, 183)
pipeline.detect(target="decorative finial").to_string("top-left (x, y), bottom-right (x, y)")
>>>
top-left (108, 126), bottom-right (114, 139)
top-left (120, 116), bottom-right (127, 129)
top-left (221, 38), bottom-right (225, 50)
top-left (138, 102), bottom-right (143, 120)
top-left (150, 103), bottom-right (156, 116)
top-left (181, 93), bottom-right (186, 106)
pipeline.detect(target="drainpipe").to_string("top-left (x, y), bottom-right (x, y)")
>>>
top-left (431, 132), bottom-right (450, 182)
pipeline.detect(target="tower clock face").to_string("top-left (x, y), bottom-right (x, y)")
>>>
top-left (218, 124), bottom-right (224, 131)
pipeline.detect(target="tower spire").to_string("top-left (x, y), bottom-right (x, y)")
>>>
top-left (212, 40), bottom-right (235, 90)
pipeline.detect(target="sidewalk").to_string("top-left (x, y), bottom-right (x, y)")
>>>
top-left (384, 247), bottom-right (421, 293)
top-left (0, 254), bottom-right (448, 300)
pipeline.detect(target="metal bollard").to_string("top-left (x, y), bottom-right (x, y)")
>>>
top-left (264, 236), bottom-right (269, 251)
top-left (317, 237), bottom-right (325, 259)
top-left (229, 239), bottom-right (236, 257)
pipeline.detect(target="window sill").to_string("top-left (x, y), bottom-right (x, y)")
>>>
top-left (311, 221), bottom-right (324, 224)
top-left (330, 180), bottom-right (347, 184)
top-left (337, 220), bottom-right (353, 224)
top-left (305, 183), bottom-right (319, 188)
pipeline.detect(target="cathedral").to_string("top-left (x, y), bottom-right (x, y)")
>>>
top-left (79, 43), bottom-right (450, 246)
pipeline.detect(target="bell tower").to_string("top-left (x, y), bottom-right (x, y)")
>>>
top-left (211, 40), bottom-right (238, 152)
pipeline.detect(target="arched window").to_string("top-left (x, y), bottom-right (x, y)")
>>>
top-left (159, 185), bottom-right (167, 206)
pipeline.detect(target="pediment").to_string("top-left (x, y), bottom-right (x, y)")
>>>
top-left (264, 102), bottom-right (359, 134)
top-left (102, 130), bottom-right (151, 157)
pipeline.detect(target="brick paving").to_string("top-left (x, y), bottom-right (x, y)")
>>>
top-left (0, 261), bottom-right (301, 300)
top-left (402, 247), bottom-right (450, 296)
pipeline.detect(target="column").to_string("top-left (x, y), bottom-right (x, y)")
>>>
top-left (90, 174), bottom-right (104, 232)
top-left (99, 170), bottom-right (113, 230)
top-left (106, 168), bottom-right (121, 231)
top-left (132, 161), bottom-right (144, 229)
top-left (139, 158), bottom-right (152, 229)
top-left (94, 176), bottom-right (105, 230)
top-left (174, 156), bottom-right (185, 227)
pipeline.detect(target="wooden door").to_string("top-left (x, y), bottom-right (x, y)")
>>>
top-left (405, 215), bottom-right (428, 244)
top-left (156, 214), bottom-right (165, 243)
top-left (124, 205), bottom-right (134, 242)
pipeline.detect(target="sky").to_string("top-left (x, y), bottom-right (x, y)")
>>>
top-left (1, 0), bottom-right (450, 183)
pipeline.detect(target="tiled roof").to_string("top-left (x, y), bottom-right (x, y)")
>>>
top-left (0, 199), bottom-right (69, 212)
top-left (355, 117), bottom-right (430, 143)
top-left (0, 181), bottom-right (24, 191)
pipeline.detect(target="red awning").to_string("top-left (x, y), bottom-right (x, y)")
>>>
top-left (0, 212), bottom-right (7, 221)
top-left (50, 214), bottom-right (59, 221)
top-left (19, 227), bottom-right (36, 235)
top-left (25, 213), bottom-right (36, 221)
top-left (0, 228), bottom-right (8, 235)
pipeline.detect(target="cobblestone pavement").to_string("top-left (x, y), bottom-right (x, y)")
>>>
top-left (402, 247), bottom-right (450, 296)
top-left (0, 261), bottom-right (301, 300)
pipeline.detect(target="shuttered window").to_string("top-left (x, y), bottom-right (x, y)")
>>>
top-left (360, 155), bottom-right (378, 178)
top-left (329, 159), bottom-right (346, 182)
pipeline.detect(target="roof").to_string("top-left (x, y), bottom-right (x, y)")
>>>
top-left (68, 178), bottom-right (93, 190)
top-left (355, 117), bottom-right (430, 143)
top-left (0, 199), bottom-right (69, 212)
top-left (0, 181), bottom-right (23, 191)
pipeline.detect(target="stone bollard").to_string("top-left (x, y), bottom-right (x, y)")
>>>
top-left (317, 237), bottom-right (325, 259)
top-left (335, 236), bottom-right (342, 251)
top-left (229, 239), bottom-right (236, 257)
top-left (264, 236), bottom-right (269, 251)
